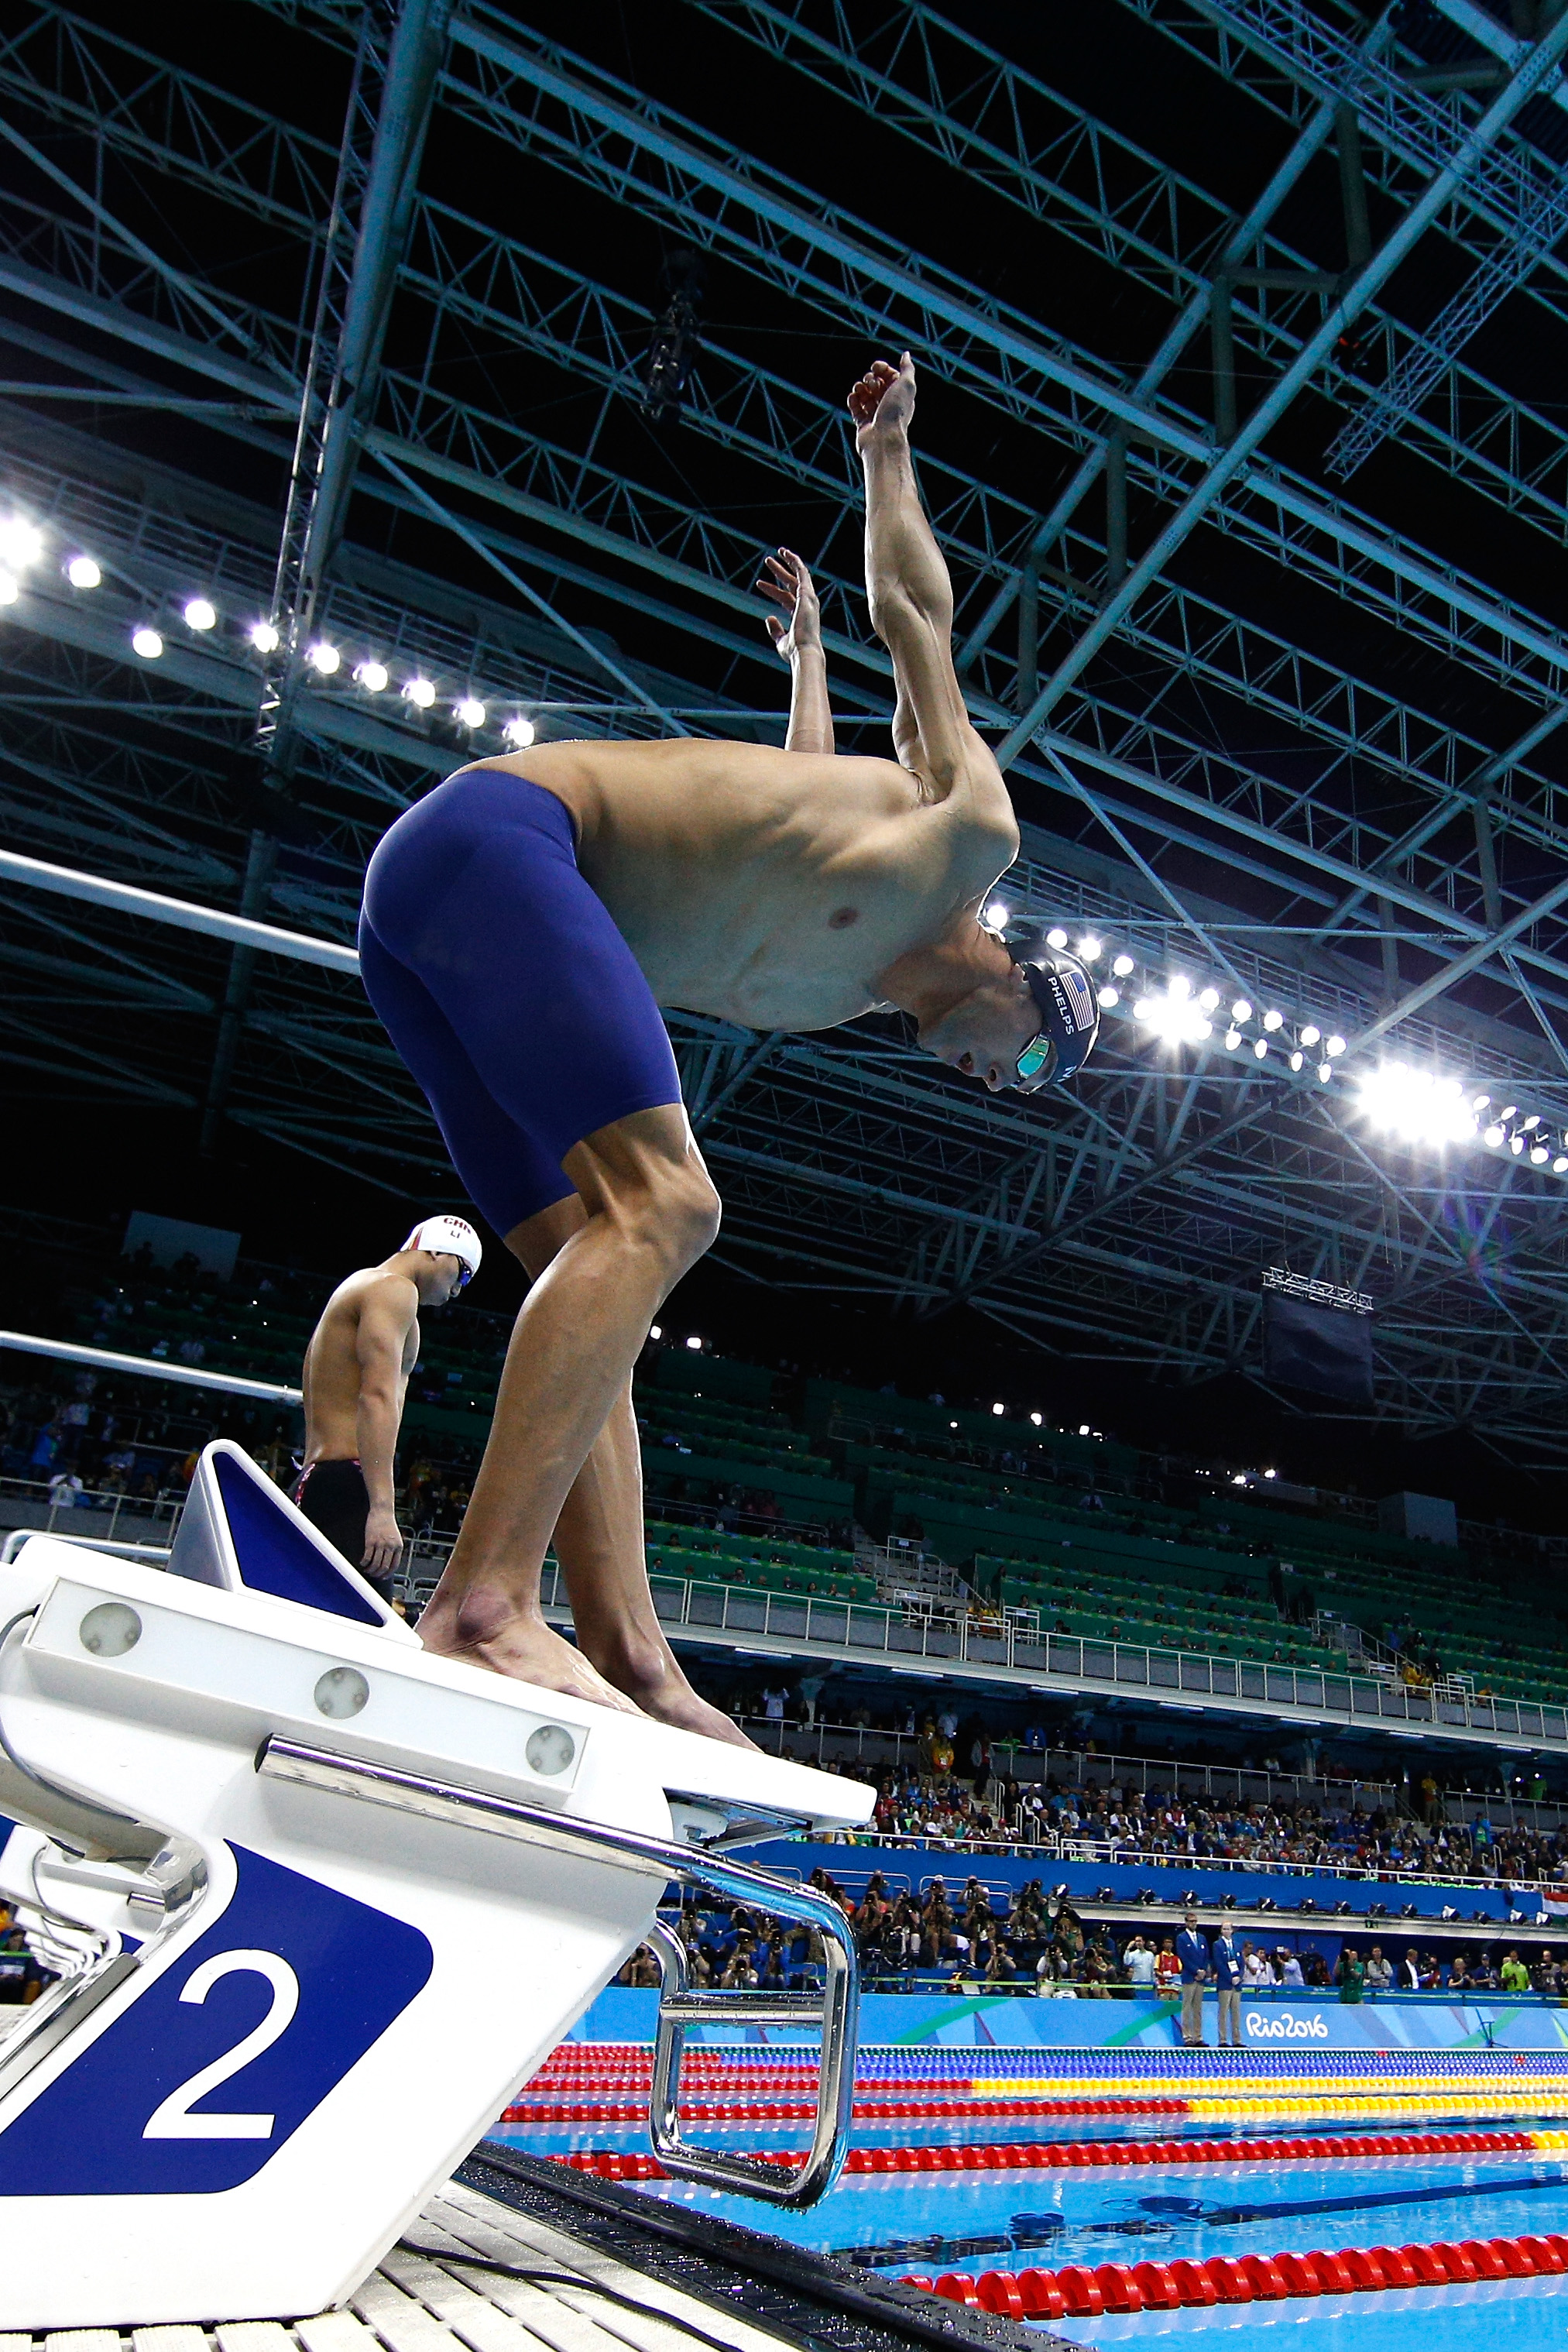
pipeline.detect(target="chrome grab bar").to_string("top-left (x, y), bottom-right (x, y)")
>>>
top-left (256, 1738), bottom-right (859, 2206)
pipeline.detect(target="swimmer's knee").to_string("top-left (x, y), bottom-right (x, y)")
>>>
top-left (646, 1158), bottom-right (720, 1271)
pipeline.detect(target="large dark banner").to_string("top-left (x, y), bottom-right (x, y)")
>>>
top-left (1262, 1290), bottom-right (1374, 1404)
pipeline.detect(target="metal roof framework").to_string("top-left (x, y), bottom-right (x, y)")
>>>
top-left (5, 1), bottom-right (1568, 1451)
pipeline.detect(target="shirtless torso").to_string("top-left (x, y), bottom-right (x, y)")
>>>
top-left (300, 1269), bottom-right (420, 1468)
top-left (478, 733), bottom-right (1020, 1035)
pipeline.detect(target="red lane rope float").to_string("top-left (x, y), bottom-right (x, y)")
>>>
top-left (503, 2093), bottom-right (1191, 2123)
top-left (900, 2230), bottom-right (1568, 2314)
top-left (550, 2124), bottom-right (1543, 2180)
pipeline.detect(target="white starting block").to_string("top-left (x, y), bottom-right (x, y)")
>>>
top-left (0, 1442), bottom-right (873, 2329)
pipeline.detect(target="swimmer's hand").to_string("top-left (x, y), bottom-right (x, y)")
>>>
top-left (848, 352), bottom-right (915, 451)
top-left (757, 547), bottom-right (822, 662)
top-left (362, 1506), bottom-right (404, 1581)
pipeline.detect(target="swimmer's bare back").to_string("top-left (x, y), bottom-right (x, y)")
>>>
top-left (454, 730), bottom-right (1020, 1035)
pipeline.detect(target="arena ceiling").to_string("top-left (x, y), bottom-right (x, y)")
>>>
top-left (5, 0), bottom-right (1568, 1455)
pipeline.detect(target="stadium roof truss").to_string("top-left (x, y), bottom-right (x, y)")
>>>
top-left (5, 0), bottom-right (1568, 1449)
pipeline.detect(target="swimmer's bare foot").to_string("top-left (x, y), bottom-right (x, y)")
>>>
top-left (419, 1591), bottom-right (645, 1717)
top-left (587, 1634), bottom-right (760, 1750)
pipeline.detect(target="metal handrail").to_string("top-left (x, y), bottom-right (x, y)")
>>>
top-left (256, 1737), bottom-right (859, 2208)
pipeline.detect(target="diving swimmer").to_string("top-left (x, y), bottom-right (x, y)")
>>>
top-left (359, 355), bottom-right (1098, 1743)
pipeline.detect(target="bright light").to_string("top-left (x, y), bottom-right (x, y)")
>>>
top-left (983, 900), bottom-right (1008, 930)
top-left (1112, 952), bottom-right (1135, 977)
top-left (0, 519), bottom-right (43, 570)
top-left (0, 572), bottom-right (17, 606)
top-left (1263, 1468), bottom-right (1278, 1480)
top-left (249, 620), bottom-right (280, 653)
top-left (1077, 935), bottom-right (1101, 962)
top-left (1030, 1412), bottom-right (1042, 1427)
top-left (1511, 1135), bottom-right (1526, 1155)
top-left (650, 1324), bottom-right (662, 1340)
top-left (1198, 986), bottom-right (1220, 1011)
top-left (684, 1335), bottom-right (702, 1351)
top-left (1357, 1063), bottom-right (1478, 1149)
top-left (1262, 1008), bottom-right (1283, 1032)
top-left (1290, 1050), bottom-right (1304, 1071)
top-left (355, 661), bottom-right (389, 692)
top-left (1079, 1424), bottom-right (1091, 1437)
top-left (1168, 974), bottom-right (1191, 1000)
top-left (1326, 1035), bottom-right (1347, 1057)
top-left (1254, 1038), bottom-right (1268, 1059)
top-left (1525, 1114), bottom-right (1542, 1131)
top-left (1224, 1028), bottom-right (1241, 1051)
top-left (1231, 1472), bottom-right (1247, 1486)
top-left (1232, 999), bottom-right (1252, 1022)
top-left (1555, 1157), bottom-right (1568, 1176)
top-left (307, 640), bottom-right (341, 675)
top-left (1045, 926), bottom-right (1068, 949)
top-left (1472, 1094), bottom-right (1491, 1111)
top-left (131, 626), bottom-right (163, 658)
top-left (992, 1402), bottom-right (1004, 1416)
top-left (1137, 986), bottom-right (1213, 1046)
top-left (1532, 1145), bottom-right (1550, 1165)
top-left (1501, 1105), bottom-right (1518, 1120)
top-left (183, 596), bottom-right (216, 631)
top-left (1484, 1124), bottom-right (1505, 1147)
top-left (403, 676), bottom-right (436, 709)
top-left (1315, 1061), bottom-right (1330, 1083)
top-left (1301, 1025), bottom-right (1321, 1047)
top-left (949, 1420), bottom-right (958, 1429)
top-left (1097, 985), bottom-right (1119, 1009)
top-left (455, 697), bottom-right (488, 730)
top-left (503, 714), bottom-right (536, 750)
top-left (66, 555), bottom-right (100, 589)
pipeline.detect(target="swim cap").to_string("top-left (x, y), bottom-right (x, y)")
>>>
top-left (1007, 932), bottom-right (1100, 1092)
top-left (402, 1214), bottom-right (483, 1289)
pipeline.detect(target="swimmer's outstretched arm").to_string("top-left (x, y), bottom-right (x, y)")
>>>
top-left (850, 353), bottom-right (979, 799)
top-left (757, 545), bottom-right (835, 755)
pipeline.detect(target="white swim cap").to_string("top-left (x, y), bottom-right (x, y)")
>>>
top-left (402, 1214), bottom-right (483, 1289)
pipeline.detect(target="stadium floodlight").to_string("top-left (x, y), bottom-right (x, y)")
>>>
top-left (1262, 1008), bottom-right (1284, 1031)
top-left (1532, 1145), bottom-right (1550, 1165)
top-left (1556, 1157), bottom-right (1568, 1175)
top-left (1326, 1035), bottom-right (1347, 1056)
top-left (503, 714), bottom-right (536, 749)
top-left (983, 899), bottom-right (1008, 930)
top-left (307, 641), bottom-right (341, 675)
top-left (1501, 1104), bottom-right (1518, 1119)
top-left (1300, 1024), bottom-right (1321, 1046)
top-left (1231, 998), bottom-right (1252, 1021)
top-left (1137, 987), bottom-right (1212, 1046)
top-left (1289, 1050), bottom-right (1304, 1071)
top-left (1263, 1468), bottom-right (1277, 1479)
top-left (455, 697), bottom-right (487, 730)
top-left (1079, 1423), bottom-right (1091, 1436)
top-left (183, 597), bottom-right (216, 631)
top-left (0, 572), bottom-right (17, 606)
top-left (1096, 986), bottom-right (1119, 1008)
top-left (0, 518), bottom-right (43, 570)
top-left (1511, 1135), bottom-right (1526, 1155)
top-left (684, 1335), bottom-right (702, 1351)
top-left (1077, 935), bottom-right (1102, 961)
top-left (355, 661), bottom-right (389, 692)
top-left (1254, 1038), bottom-right (1268, 1059)
top-left (992, 1402), bottom-right (1004, 1416)
top-left (1045, 926), bottom-right (1069, 949)
top-left (403, 676), bottom-right (436, 708)
top-left (249, 620), bottom-right (280, 653)
top-left (1224, 1028), bottom-right (1242, 1051)
top-left (1317, 1062), bottom-right (1332, 1082)
top-left (1168, 974), bottom-right (1191, 999)
top-left (1484, 1124), bottom-right (1505, 1147)
top-left (1030, 1412), bottom-right (1043, 1427)
top-left (1472, 1094), bottom-right (1491, 1111)
top-left (1198, 986), bottom-right (1220, 1011)
top-left (1112, 952), bottom-right (1135, 977)
top-left (66, 555), bottom-right (100, 589)
top-left (131, 625), bottom-right (163, 658)
top-left (1357, 1064), bottom-right (1478, 1149)
top-left (1524, 1114), bottom-right (1542, 1131)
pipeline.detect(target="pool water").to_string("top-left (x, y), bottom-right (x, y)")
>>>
top-left (498, 2048), bottom-right (1568, 2342)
